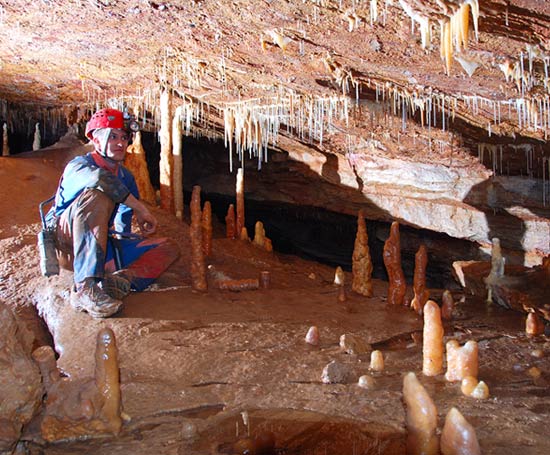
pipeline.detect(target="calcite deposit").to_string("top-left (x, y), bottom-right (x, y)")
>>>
top-left (383, 222), bottom-right (406, 306)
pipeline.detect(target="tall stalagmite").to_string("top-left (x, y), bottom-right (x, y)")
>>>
top-left (2, 123), bottom-right (9, 156)
top-left (159, 89), bottom-right (173, 211)
top-left (202, 200), bottom-right (212, 257)
top-left (172, 105), bottom-right (184, 219)
top-left (236, 168), bottom-right (245, 237)
top-left (352, 209), bottom-right (373, 297)
top-left (383, 222), bottom-right (406, 305)
top-left (423, 300), bottom-right (444, 376)
top-left (125, 131), bottom-right (156, 205)
top-left (225, 204), bottom-right (236, 239)
top-left (191, 185), bottom-right (207, 291)
top-left (411, 244), bottom-right (429, 314)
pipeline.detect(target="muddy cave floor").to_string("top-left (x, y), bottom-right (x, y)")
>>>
top-left (1, 138), bottom-right (550, 454)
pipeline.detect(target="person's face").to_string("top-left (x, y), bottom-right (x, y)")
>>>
top-left (96, 129), bottom-right (129, 162)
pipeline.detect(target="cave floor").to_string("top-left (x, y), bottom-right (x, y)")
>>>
top-left (1, 139), bottom-right (549, 454)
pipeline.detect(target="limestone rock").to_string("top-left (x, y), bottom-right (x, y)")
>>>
top-left (339, 334), bottom-right (371, 355)
top-left (0, 302), bottom-right (43, 451)
top-left (321, 360), bottom-right (352, 384)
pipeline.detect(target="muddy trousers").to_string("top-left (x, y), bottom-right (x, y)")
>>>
top-left (56, 188), bottom-right (179, 291)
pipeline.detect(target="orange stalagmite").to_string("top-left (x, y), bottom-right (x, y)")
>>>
top-left (423, 300), bottom-right (444, 376)
top-left (411, 244), bottom-right (429, 314)
top-left (190, 186), bottom-right (207, 292)
top-left (225, 204), bottom-right (236, 239)
top-left (445, 340), bottom-right (478, 382)
top-left (526, 312), bottom-right (545, 336)
top-left (383, 222), bottom-right (406, 305)
top-left (159, 88), bottom-right (174, 211)
top-left (441, 290), bottom-right (454, 320)
top-left (94, 328), bottom-right (122, 435)
top-left (201, 201), bottom-right (212, 257)
top-left (440, 408), bottom-right (481, 455)
top-left (402, 372), bottom-right (439, 455)
top-left (32, 346), bottom-right (60, 393)
top-left (236, 167), bottom-right (245, 236)
top-left (352, 209), bottom-right (373, 297)
top-left (124, 131), bottom-right (156, 205)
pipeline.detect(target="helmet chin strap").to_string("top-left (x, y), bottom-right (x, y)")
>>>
top-left (94, 128), bottom-right (118, 164)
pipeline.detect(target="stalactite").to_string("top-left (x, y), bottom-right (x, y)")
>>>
top-left (159, 89), bottom-right (174, 211)
top-left (383, 222), bottom-right (406, 305)
top-left (172, 105), bottom-right (184, 220)
top-left (191, 185), bottom-right (207, 292)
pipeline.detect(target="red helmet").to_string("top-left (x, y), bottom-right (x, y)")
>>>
top-left (85, 108), bottom-right (125, 139)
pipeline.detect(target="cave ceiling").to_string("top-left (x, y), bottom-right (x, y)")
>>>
top-left (1, 0), bottom-right (550, 262)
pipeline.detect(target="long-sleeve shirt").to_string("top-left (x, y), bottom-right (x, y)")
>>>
top-left (47, 152), bottom-right (140, 233)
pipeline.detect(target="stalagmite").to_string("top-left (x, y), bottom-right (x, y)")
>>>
top-left (470, 381), bottom-right (489, 399)
top-left (240, 226), bottom-right (250, 241)
top-left (383, 222), bottom-right (406, 305)
top-left (352, 210), bottom-right (373, 297)
top-left (358, 375), bottom-right (376, 389)
top-left (2, 123), bottom-right (10, 156)
top-left (485, 237), bottom-right (505, 303)
top-left (94, 327), bottom-right (122, 435)
top-left (225, 204), bottom-right (236, 239)
top-left (526, 312), bottom-right (545, 336)
top-left (253, 221), bottom-right (272, 251)
top-left (236, 168), bottom-right (245, 237)
top-left (402, 372), bottom-right (439, 455)
top-left (125, 131), bottom-right (156, 205)
top-left (440, 407), bottom-right (481, 455)
top-left (40, 328), bottom-right (123, 441)
top-left (441, 290), bottom-right (454, 320)
top-left (305, 326), bottom-right (320, 345)
top-left (369, 350), bottom-right (384, 372)
top-left (201, 201), bottom-right (212, 257)
top-left (190, 186), bottom-right (207, 292)
top-left (32, 122), bottom-right (41, 151)
top-left (445, 340), bottom-right (478, 382)
top-left (159, 88), bottom-right (174, 211)
top-left (334, 266), bottom-right (345, 286)
top-left (423, 300), bottom-right (444, 376)
top-left (461, 376), bottom-right (478, 396)
top-left (172, 105), bottom-right (184, 219)
top-left (32, 346), bottom-right (60, 392)
top-left (411, 244), bottom-right (429, 314)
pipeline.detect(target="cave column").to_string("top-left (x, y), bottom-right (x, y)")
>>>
top-left (2, 123), bottom-right (10, 156)
top-left (159, 89), bottom-right (173, 211)
top-left (172, 105), bottom-right (184, 220)
top-left (236, 167), bottom-right (245, 237)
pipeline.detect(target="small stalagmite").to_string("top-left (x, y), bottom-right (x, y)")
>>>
top-left (305, 326), bottom-right (320, 345)
top-left (2, 122), bottom-right (10, 156)
top-left (253, 220), bottom-right (266, 248)
top-left (402, 372), bottom-right (439, 455)
top-left (526, 312), bottom-right (545, 336)
top-left (423, 300), bottom-right (444, 376)
top-left (225, 204), bottom-right (237, 239)
top-left (369, 350), bottom-right (384, 372)
top-left (236, 168), bottom-right (245, 236)
top-left (32, 346), bottom-right (60, 392)
top-left (445, 340), bottom-right (478, 382)
top-left (352, 209), bottom-right (373, 297)
top-left (470, 381), bottom-right (489, 400)
top-left (383, 222), bottom-right (406, 305)
top-left (334, 266), bottom-right (345, 286)
top-left (40, 328), bottom-right (123, 441)
top-left (94, 328), bottom-right (122, 435)
top-left (32, 122), bottom-right (41, 151)
top-left (201, 201), bottom-right (212, 257)
top-left (240, 226), bottom-right (250, 241)
top-left (441, 290), bottom-right (454, 320)
top-left (411, 245), bottom-right (429, 314)
top-left (190, 186), bottom-right (207, 292)
top-left (460, 376), bottom-right (478, 396)
top-left (440, 407), bottom-right (481, 455)
top-left (125, 131), bottom-right (156, 205)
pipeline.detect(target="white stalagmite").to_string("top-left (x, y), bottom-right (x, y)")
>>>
top-left (159, 89), bottom-right (173, 211)
top-left (172, 105), bottom-right (184, 220)
top-left (32, 122), bottom-right (41, 151)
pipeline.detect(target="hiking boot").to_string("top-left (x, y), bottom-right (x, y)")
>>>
top-left (101, 271), bottom-right (132, 300)
top-left (70, 278), bottom-right (123, 318)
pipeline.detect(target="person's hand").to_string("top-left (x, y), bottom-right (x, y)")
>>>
top-left (136, 208), bottom-right (157, 235)
top-left (124, 194), bottom-right (158, 236)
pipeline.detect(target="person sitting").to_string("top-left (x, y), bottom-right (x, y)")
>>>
top-left (46, 108), bottom-right (179, 318)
